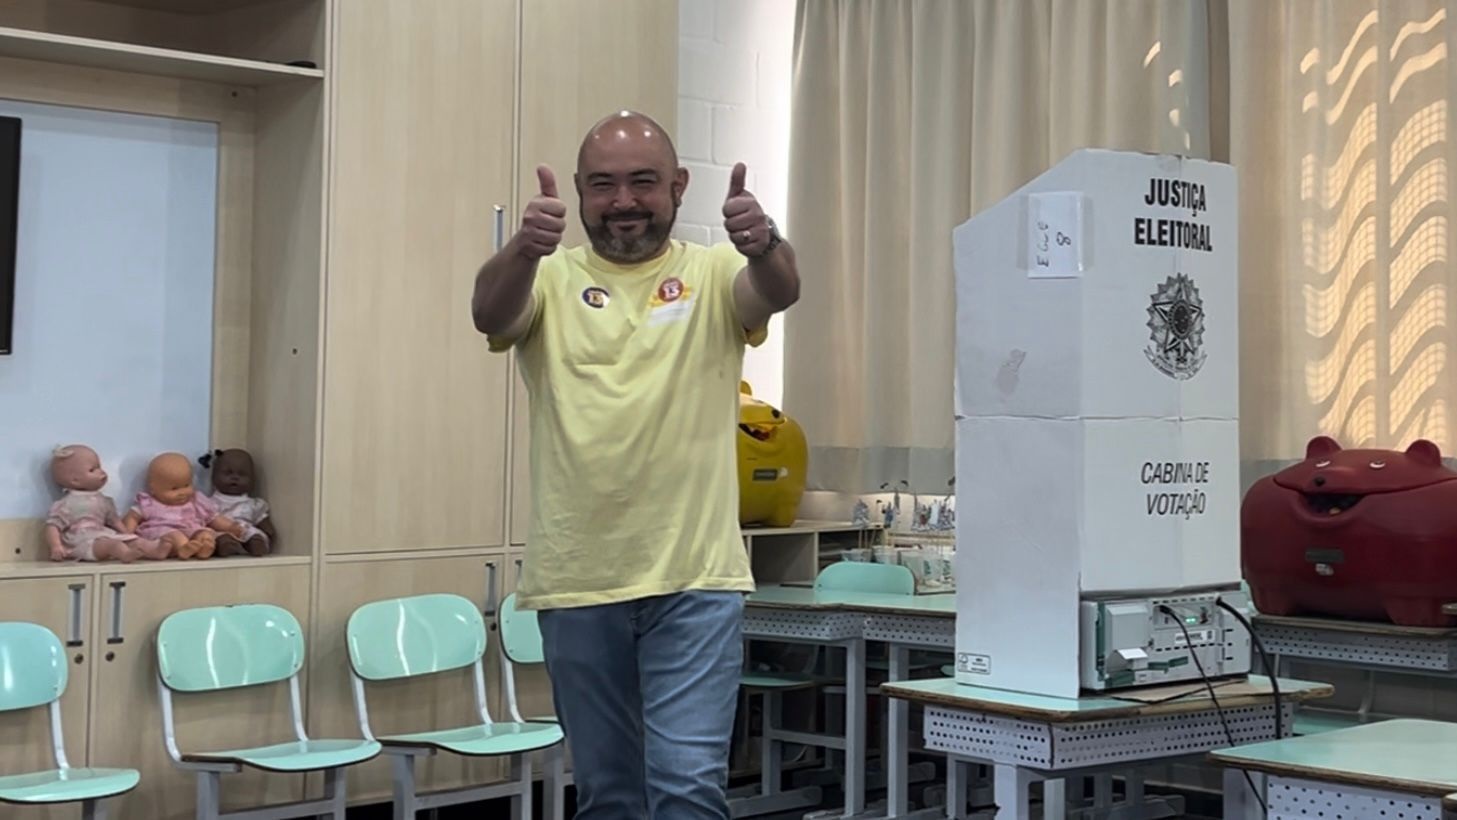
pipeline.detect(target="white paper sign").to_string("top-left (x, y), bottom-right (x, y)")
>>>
top-left (1026, 192), bottom-right (1084, 277)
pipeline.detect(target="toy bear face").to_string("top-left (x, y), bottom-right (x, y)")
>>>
top-left (1272, 435), bottom-right (1457, 518)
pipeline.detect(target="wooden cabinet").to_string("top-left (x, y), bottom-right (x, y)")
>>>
top-left (0, 3), bottom-right (328, 565)
top-left (88, 564), bottom-right (312, 820)
top-left (307, 552), bottom-right (509, 805)
top-left (516, 0), bottom-right (678, 248)
top-left (320, 0), bottom-right (679, 556)
top-left (319, 0), bottom-right (518, 555)
top-left (508, 367), bottom-right (531, 546)
top-left (0, 576), bottom-right (92, 820)
top-left (505, 0), bottom-right (679, 547)
top-left (0, 0), bottom-right (676, 814)
top-left (746, 523), bottom-right (888, 583)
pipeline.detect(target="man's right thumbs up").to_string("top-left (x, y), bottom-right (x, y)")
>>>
top-left (519, 163), bottom-right (567, 259)
top-left (537, 165), bottom-right (559, 199)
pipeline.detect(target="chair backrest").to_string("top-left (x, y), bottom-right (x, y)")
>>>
top-left (816, 560), bottom-right (915, 595)
top-left (347, 593), bottom-right (486, 681)
top-left (156, 604), bottom-right (304, 693)
top-left (498, 593), bottom-right (544, 665)
top-left (0, 622), bottom-right (66, 712)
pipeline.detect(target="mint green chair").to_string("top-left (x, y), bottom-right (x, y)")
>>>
top-left (821, 560), bottom-right (942, 674)
top-left (819, 561), bottom-right (942, 788)
top-left (0, 622), bottom-right (138, 820)
top-left (816, 560), bottom-right (916, 595)
top-left (347, 593), bottom-right (562, 820)
top-left (155, 604), bottom-right (380, 820)
top-left (498, 592), bottom-right (569, 820)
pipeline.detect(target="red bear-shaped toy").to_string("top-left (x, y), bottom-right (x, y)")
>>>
top-left (1242, 435), bottom-right (1457, 627)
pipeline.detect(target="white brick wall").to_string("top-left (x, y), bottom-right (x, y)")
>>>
top-left (676, 0), bottom-right (793, 408)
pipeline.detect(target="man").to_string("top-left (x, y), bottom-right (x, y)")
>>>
top-left (471, 111), bottom-right (800, 818)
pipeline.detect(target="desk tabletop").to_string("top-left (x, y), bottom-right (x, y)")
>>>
top-left (747, 584), bottom-right (956, 617)
top-left (1253, 612), bottom-right (1457, 638)
top-left (881, 675), bottom-right (1332, 723)
top-left (1210, 719), bottom-right (1457, 797)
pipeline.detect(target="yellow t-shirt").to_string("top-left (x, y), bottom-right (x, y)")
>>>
top-left (490, 240), bottom-right (763, 609)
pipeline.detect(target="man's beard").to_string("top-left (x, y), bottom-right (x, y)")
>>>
top-left (585, 206), bottom-right (676, 264)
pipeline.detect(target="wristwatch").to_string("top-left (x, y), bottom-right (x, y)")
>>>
top-left (756, 217), bottom-right (783, 258)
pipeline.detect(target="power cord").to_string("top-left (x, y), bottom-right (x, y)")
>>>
top-left (1158, 604), bottom-right (1268, 817)
top-left (1216, 597), bottom-right (1284, 740)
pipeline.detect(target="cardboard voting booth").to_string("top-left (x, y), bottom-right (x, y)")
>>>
top-left (953, 149), bottom-right (1240, 697)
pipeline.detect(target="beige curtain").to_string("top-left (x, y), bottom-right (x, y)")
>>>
top-left (1230, 1), bottom-right (1457, 478)
top-left (785, 0), bottom-right (1221, 493)
top-left (788, 0), bottom-right (1457, 494)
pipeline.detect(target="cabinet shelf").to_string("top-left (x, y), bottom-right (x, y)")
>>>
top-left (0, 25), bottom-right (322, 86)
top-left (100, 0), bottom-right (286, 11)
top-left (0, 1), bottom-right (672, 814)
top-left (0, 554), bottom-right (311, 579)
top-left (742, 519), bottom-right (882, 538)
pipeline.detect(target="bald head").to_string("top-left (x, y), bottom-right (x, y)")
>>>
top-left (574, 110), bottom-right (687, 264)
top-left (577, 110), bottom-right (678, 172)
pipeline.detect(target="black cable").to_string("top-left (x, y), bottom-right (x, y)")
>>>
top-left (1159, 604), bottom-right (1268, 817)
top-left (1217, 597), bottom-right (1283, 740)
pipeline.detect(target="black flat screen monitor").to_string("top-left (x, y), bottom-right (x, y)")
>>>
top-left (0, 115), bottom-right (18, 355)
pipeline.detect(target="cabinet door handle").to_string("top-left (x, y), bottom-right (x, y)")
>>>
top-left (514, 557), bottom-right (523, 585)
top-left (484, 560), bottom-right (499, 617)
top-left (493, 205), bottom-right (505, 251)
top-left (66, 583), bottom-right (86, 647)
top-left (106, 581), bottom-right (126, 645)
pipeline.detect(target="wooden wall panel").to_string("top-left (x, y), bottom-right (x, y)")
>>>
top-left (508, 0), bottom-right (679, 547)
top-left (321, 0), bottom-right (518, 553)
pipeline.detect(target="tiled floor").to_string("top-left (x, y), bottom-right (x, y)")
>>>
top-left (341, 783), bottom-right (1226, 819)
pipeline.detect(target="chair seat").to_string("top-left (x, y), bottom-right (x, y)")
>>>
top-left (380, 721), bottom-right (564, 757)
top-left (0, 766), bottom-right (139, 804)
top-left (185, 738), bottom-right (381, 773)
top-left (741, 671), bottom-right (819, 690)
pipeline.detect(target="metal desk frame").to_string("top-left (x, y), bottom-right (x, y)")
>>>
top-left (885, 676), bottom-right (1331, 820)
top-left (1253, 614), bottom-right (1457, 729)
top-left (742, 588), bottom-right (957, 819)
top-left (742, 602), bottom-right (869, 818)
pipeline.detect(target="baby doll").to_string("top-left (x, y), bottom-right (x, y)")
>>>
top-left (199, 448), bottom-right (275, 557)
top-left (122, 451), bottom-right (243, 560)
top-left (44, 445), bottom-right (166, 562)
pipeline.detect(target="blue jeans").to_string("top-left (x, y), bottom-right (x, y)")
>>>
top-left (538, 590), bottom-right (745, 819)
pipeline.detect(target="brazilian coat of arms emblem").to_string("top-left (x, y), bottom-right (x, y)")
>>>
top-left (1144, 273), bottom-right (1206, 380)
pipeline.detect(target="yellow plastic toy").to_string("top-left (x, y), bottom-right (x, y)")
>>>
top-left (737, 381), bottom-right (808, 528)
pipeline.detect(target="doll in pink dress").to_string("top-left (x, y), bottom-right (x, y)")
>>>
top-left (199, 448), bottom-right (275, 557)
top-left (122, 452), bottom-right (243, 560)
top-left (44, 444), bottom-right (166, 562)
